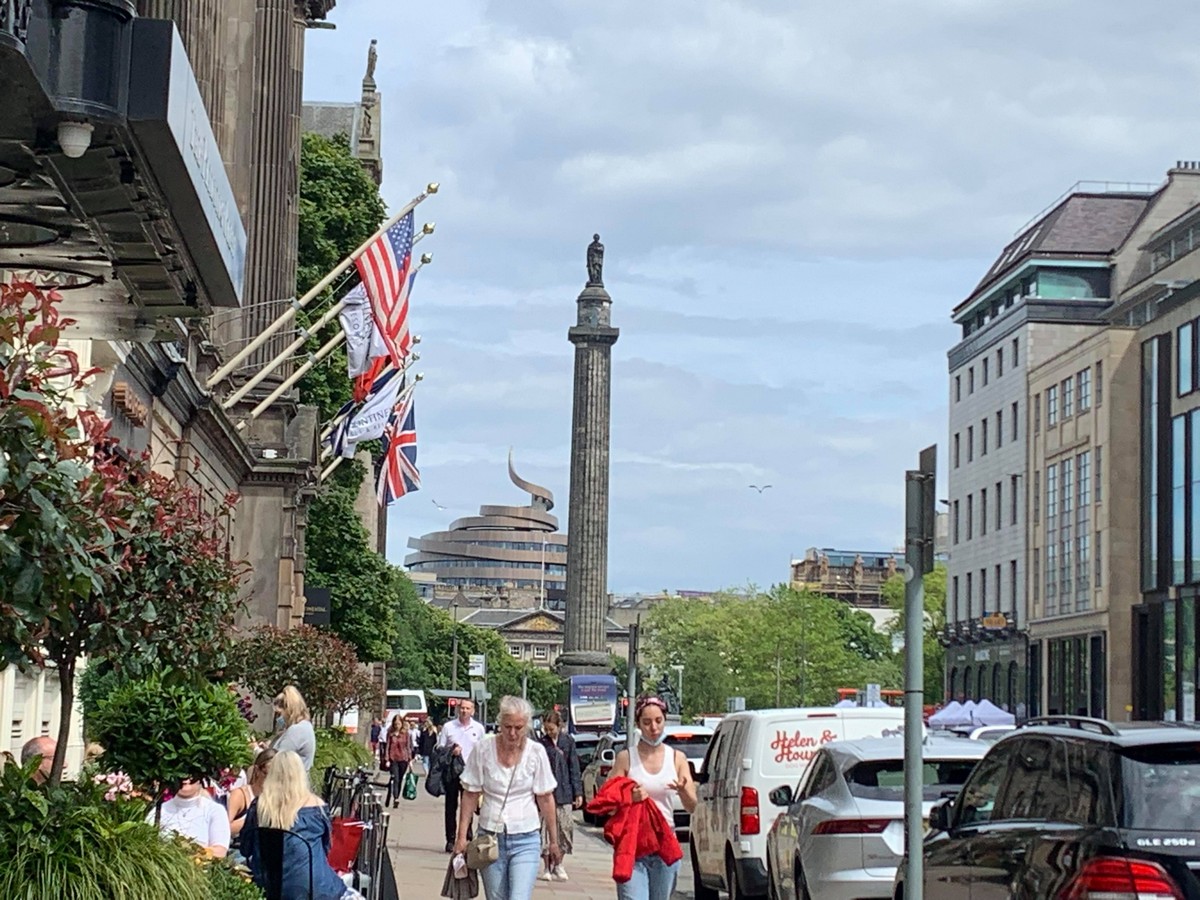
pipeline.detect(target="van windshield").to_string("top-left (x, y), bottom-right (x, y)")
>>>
top-left (847, 759), bottom-right (978, 802)
top-left (1120, 744), bottom-right (1200, 830)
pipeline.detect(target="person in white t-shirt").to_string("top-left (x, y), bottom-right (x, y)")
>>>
top-left (438, 699), bottom-right (486, 851)
top-left (150, 776), bottom-right (231, 858)
top-left (454, 696), bottom-right (561, 900)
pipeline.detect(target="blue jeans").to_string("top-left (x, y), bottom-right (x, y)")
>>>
top-left (480, 829), bottom-right (541, 900)
top-left (616, 854), bottom-right (680, 900)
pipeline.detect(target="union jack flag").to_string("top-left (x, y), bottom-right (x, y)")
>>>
top-left (356, 211), bottom-right (416, 368)
top-left (376, 384), bottom-right (420, 505)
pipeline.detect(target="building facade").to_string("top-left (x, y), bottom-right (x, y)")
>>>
top-left (458, 609), bottom-right (628, 671)
top-left (790, 548), bottom-right (902, 608)
top-left (944, 188), bottom-right (1153, 712)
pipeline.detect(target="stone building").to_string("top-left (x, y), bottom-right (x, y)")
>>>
top-left (457, 608), bottom-right (629, 671)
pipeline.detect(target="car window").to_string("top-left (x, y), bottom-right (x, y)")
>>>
top-left (954, 742), bottom-right (1015, 827)
top-left (993, 738), bottom-right (1058, 821)
top-left (663, 734), bottom-right (713, 759)
top-left (846, 758), bottom-right (979, 802)
top-left (1061, 739), bottom-right (1112, 826)
top-left (799, 752), bottom-right (837, 800)
top-left (701, 730), bottom-right (726, 783)
top-left (1119, 743), bottom-right (1200, 830)
top-left (717, 721), bottom-right (747, 783)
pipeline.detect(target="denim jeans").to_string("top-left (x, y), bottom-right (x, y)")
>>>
top-left (616, 854), bottom-right (680, 900)
top-left (479, 829), bottom-right (541, 900)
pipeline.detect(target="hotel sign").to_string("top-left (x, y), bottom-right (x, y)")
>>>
top-left (981, 613), bottom-right (1008, 630)
top-left (126, 20), bottom-right (246, 308)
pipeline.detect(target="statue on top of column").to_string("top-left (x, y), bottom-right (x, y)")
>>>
top-left (586, 233), bottom-right (604, 287)
top-left (365, 39), bottom-right (378, 83)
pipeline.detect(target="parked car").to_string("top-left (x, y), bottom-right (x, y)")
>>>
top-left (895, 715), bottom-right (1200, 900)
top-left (662, 725), bottom-right (715, 841)
top-left (691, 706), bottom-right (910, 900)
top-left (573, 732), bottom-right (601, 769)
top-left (965, 724), bottom-right (1016, 742)
top-left (765, 735), bottom-right (986, 900)
top-left (581, 733), bottom-right (625, 823)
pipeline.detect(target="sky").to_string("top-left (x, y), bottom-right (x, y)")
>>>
top-left (303, 0), bottom-right (1200, 593)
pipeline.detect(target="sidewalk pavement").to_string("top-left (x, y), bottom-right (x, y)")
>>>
top-left (384, 783), bottom-right (694, 899)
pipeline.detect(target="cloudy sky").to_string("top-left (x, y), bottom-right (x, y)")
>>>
top-left (304, 0), bottom-right (1200, 593)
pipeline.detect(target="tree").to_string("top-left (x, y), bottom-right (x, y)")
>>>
top-left (0, 283), bottom-right (245, 785)
top-left (228, 625), bottom-right (380, 718)
top-left (883, 564), bottom-right (947, 700)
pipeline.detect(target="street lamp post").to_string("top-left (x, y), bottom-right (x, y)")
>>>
top-left (451, 602), bottom-right (460, 691)
top-left (671, 664), bottom-right (684, 715)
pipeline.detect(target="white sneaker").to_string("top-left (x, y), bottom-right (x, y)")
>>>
top-left (538, 869), bottom-right (554, 881)
top-left (552, 865), bottom-right (568, 882)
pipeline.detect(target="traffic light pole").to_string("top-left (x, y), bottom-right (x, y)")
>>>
top-left (904, 445), bottom-right (936, 900)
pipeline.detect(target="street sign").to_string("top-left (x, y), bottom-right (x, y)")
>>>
top-left (469, 680), bottom-right (489, 702)
top-left (865, 683), bottom-right (882, 706)
top-left (917, 444), bottom-right (937, 576)
top-left (468, 654), bottom-right (487, 678)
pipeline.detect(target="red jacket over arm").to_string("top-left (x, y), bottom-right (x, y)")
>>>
top-left (586, 775), bottom-right (683, 882)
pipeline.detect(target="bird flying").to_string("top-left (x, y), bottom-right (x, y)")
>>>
top-left (748, 484), bottom-right (772, 493)
top-left (431, 499), bottom-right (447, 510)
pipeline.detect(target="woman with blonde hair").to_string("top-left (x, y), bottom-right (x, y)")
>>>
top-left (227, 747), bottom-right (276, 840)
top-left (271, 685), bottom-right (316, 771)
top-left (240, 750), bottom-right (363, 900)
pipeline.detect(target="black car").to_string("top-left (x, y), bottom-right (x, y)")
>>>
top-left (895, 715), bottom-right (1200, 900)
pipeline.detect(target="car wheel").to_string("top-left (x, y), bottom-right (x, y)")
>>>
top-left (727, 849), bottom-right (750, 900)
top-left (692, 841), bottom-right (719, 900)
top-left (794, 862), bottom-right (811, 900)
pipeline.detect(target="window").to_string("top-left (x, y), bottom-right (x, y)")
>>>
top-left (954, 433), bottom-right (960, 468)
top-left (1033, 548), bottom-right (1041, 604)
top-left (982, 419), bottom-right (989, 456)
top-left (953, 576), bottom-right (960, 619)
top-left (1096, 361), bottom-right (1103, 406)
top-left (955, 742), bottom-right (1015, 826)
top-left (969, 367), bottom-right (975, 394)
top-left (995, 739), bottom-right (1067, 821)
top-left (1048, 465), bottom-right (1058, 519)
top-left (1078, 367), bottom-right (1092, 412)
top-left (1035, 394), bottom-right (1042, 434)
top-left (1010, 560), bottom-right (1018, 614)
top-left (953, 500), bottom-right (960, 544)
top-left (1095, 531), bottom-right (1102, 588)
top-left (1078, 451), bottom-right (1091, 508)
top-left (981, 488), bottom-right (988, 536)
top-left (1013, 338), bottom-right (1020, 367)
top-left (966, 572), bottom-right (973, 619)
top-left (1095, 445), bottom-right (1103, 503)
top-left (1180, 322), bottom-right (1195, 397)
top-left (1034, 470), bottom-right (1041, 523)
top-left (1062, 377), bottom-right (1074, 420)
top-left (994, 564), bottom-right (1002, 610)
top-left (955, 375), bottom-right (962, 402)
top-left (1012, 402), bottom-right (1019, 442)
top-left (983, 358), bottom-right (990, 386)
top-left (967, 494), bottom-right (974, 540)
top-left (509, 645), bottom-right (523, 658)
top-left (996, 481), bottom-right (1003, 531)
top-left (998, 347), bottom-right (1004, 377)
top-left (533, 645), bottom-right (548, 660)
top-left (968, 426), bottom-right (974, 462)
top-left (1011, 474), bottom-right (1019, 526)
top-left (980, 568), bottom-right (988, 610)
top-left (996, 410), bottom-right (1003, 448)
top-left (1047, 385), bottom-right (1058, 427)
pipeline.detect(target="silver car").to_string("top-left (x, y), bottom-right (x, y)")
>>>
top-left (764, 736), bottom-right (986, 900)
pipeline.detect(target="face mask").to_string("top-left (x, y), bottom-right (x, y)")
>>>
top-left (641, 731), bottom-right (666, 747)
top-left (275, 715), bottom-right (286, 730)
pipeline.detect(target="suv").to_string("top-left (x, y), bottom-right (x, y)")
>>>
top-left (896, 715), bottom-right (1200, 900)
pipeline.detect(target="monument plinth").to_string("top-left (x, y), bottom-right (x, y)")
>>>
top-left (558, 235), bottom-right (619, 677)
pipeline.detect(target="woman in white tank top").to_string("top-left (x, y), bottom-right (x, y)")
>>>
top-left (609, 695), bottom-right (697, 900)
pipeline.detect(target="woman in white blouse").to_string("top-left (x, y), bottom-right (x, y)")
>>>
top-left (453, 696), bottom-right (561, 900)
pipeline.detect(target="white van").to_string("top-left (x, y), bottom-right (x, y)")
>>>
top-left (690, 706), bottom-right (909, 899)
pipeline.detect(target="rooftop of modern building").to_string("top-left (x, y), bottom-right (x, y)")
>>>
top-left (954, 186), bottom-right (1158, 319)
top-left (792, 547), bottom-right (905, 567)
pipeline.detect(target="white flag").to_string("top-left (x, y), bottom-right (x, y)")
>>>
top-left (339, 283), bottom-right (389, 378)
top-left (341, 365), bottom-right (404, 457)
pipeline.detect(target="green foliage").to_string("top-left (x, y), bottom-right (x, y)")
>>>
top-left (883, 565), bottom-right (948, 700)
top-left (642, 585), bottom-right (904, 716)
top-left (205, 861), bottom-right (265, 900)
top-left (0, 759), bottom-right (211, 900)
top-left (311, 727), bottom-right (374, 792)
top-left (89, 673), bottom-right (252, 793)
top-left (295, 131), bottom-right (387, 424)
top-left (228, 624), bottom-right (380, 717)
top-left (0, 282), bottom-right (246, 784)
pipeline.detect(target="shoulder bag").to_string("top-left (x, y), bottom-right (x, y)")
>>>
top-left (465, 743), bottom-right (521, 870)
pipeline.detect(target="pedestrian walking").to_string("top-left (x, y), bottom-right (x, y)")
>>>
top-left (536, 711), bottom-right (582, 882)
top-left (369, 716), bottom-right (383, 756)
top-left (452, 696), bottom-right (561, 900)
top-left (419, 719), bottom-right (438, 773)
top-left (240, 750), bottom-right (364, 900)
top-left (438, 699), bottom-right (486, 852)
top-left (605, 695), bottom-right (696, 900)
top-left (385, 715), bottom-right (413, 808)
top-left (271, 685), bottom-right (316, 771)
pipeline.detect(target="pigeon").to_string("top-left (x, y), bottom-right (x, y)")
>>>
top-left (748, 484), bottom-right (772, 493)
top-left (432, 499), bottom-right (447, 510)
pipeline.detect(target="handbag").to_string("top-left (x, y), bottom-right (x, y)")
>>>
top-left (403, 769), bottom-right (418, 801)
top-left (465, 744), bottom-right (520, 870)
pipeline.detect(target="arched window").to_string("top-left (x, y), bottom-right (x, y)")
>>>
top-left (963, 667), bottom-right (973, 701)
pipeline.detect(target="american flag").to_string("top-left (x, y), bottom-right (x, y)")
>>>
top-left (376, 385), bottom-right (420, 505)
top-left (355, 211), bottom-right (416, 367)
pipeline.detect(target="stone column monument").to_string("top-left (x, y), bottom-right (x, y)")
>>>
top-left (558, 235), bottom-right (619, 676)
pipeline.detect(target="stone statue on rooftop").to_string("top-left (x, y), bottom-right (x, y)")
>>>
top-left (586, 233), bottom-right (604, 287)
top-left (365, 39), bottom-right (378, 82)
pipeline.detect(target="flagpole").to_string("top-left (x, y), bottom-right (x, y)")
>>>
top-left (320, 455), bottom-right (345, 482)
top-left (318, 373), bottom-right (423, 483)
top-left (219, 231), bottom-right (432, 410)
top-left (319, 355), bottom-right (420, 462)
top-left (205, 182), bottom-right (439, 390)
